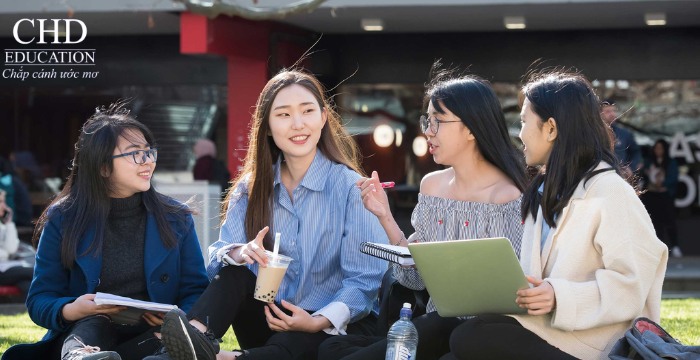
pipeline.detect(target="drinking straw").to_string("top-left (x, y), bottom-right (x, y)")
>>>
top-left (273, 232), bottom-right (281, 258)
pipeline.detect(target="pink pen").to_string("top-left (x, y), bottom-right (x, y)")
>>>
top-left (380, 182), bottom-right (395, 189)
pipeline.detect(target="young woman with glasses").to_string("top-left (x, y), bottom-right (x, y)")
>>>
top-left (147, 68), bottom-right (388, 360)
top-left (318, 72), bottom-right (528, 360)
top-left (3, 104), bottom-right (209, 360)
top-left (439, 71), bottom-right (667, 359)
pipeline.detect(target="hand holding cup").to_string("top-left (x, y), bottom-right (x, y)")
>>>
top-left (254, 251), bottom-right (293, 303)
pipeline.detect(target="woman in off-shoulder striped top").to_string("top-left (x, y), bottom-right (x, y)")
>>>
top-left (394, 194), bottom-right (523, 314)
top-left (318, 72), bottom-right (528, 360)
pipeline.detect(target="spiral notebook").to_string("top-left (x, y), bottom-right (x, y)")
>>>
top-left (360, 242), bottom-right (415, 266)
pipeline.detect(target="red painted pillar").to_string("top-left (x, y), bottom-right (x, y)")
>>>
top-left (180, 12), bottom-right (272, 176)
top-left (227, 55), bottom-right (269, 174)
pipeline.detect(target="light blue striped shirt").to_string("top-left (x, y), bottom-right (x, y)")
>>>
top-left (538, 183), bottom-right (551, 252)
top-left (207, 150), bottom-right (389, 334)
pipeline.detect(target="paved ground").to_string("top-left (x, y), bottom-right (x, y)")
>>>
top-left (666, 257), bottom-right (700, 279)
top-left (664, 256), bottom-right (700, 298)
top-left (676, 216), bottom-right (700, 256)
top-left (0, 303), bottom-right (27, 315)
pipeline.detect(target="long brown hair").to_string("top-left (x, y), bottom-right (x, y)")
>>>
top-left (223, 69), bottom-right (363, 249)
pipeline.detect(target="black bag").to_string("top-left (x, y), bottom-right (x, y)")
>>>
top-left (376, 268), bottom-right (429, 335)
top-left (608, 317), bottom-right (700, 360)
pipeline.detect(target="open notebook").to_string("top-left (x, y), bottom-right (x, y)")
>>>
top-left (407, 237), bottom-right (529, 317)
top-left (94, 292), bottom-right (177, 325)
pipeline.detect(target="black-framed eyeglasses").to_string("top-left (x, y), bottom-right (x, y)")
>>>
top-left (111, 148), bottom-right (158, 164)
top-left (419, 114), bottom-right (461, 135)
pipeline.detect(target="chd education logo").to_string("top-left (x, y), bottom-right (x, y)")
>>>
top-left (3, 18), bottom-right (99, 82)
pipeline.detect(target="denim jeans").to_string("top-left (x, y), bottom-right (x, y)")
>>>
top-left (56, 314), bottom-right (161, 360)
top-left (0, 265), bottom-right (33, 299)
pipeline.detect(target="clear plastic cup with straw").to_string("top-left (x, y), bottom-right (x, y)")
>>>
top-left (254, 232), bottom-right (293, 303)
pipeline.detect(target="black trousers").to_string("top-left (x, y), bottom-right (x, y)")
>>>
top-left (318, 311), bottom-right (464, 360)
top-left (188, 265), bottom-right (377, 360)
top-left (53, 314), bottom-right (161, 360)
top-left (642, 191), bottom-right (679, 248)
top-left (320, 313), bottom-right (579, 360)
top-left (0, 265), bottom-right (32, 299)
top-left (445, 315), bottom-right (579, 360)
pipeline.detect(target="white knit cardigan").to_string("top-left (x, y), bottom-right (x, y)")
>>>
top-left (512, 163), bottom-right (668, 360)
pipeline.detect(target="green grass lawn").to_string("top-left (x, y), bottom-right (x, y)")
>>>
top-left (1, 299), bottom-right (698, 355)
top-left (0, 313), bottom-right (239, 355)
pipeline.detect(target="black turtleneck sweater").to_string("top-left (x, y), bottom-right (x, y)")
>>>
top-left (96, 193), bottom-right (148, 301)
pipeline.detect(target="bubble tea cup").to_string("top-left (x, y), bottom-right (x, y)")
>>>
top-left (254, 250), bottom-right (293, 303)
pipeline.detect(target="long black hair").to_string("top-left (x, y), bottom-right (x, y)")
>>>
top-left (426, 75), bottom-right (528, 191)
top-left (520, 71), bottom-right (622, 227)
top-left (33, 103), bottom-right (192, 268)
top-left (651, 139), bottom-right (670, 169)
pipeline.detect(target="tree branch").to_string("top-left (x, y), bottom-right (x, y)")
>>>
top-left (174, 0), bottom-right (327, 20)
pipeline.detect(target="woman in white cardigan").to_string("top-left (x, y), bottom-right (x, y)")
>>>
top-left (442, 71), bottom-right (668, 360)
top-left (0, 189), bottom-right (33, 300)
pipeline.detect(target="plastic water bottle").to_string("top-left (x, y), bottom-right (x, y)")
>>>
top-left (385, 302), bottom-right (418, 360)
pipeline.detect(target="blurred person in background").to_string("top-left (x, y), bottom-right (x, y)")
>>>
top-left (600, 99), bottom-right (642, 172)
top-left (193, 138), bottom-right (231, 197)
top-left (0, 189), bottom-right (33, 300)
top-left (10, 150), bottom-right (46, 192)
top-left (642, 139), bottom-right (682, 257)
top-left (0, 156), bottom-right (33, 227)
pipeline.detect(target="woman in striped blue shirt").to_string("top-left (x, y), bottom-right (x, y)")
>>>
top-left (147, 69), bottom-right (388, 360)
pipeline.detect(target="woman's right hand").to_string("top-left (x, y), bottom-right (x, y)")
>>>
top-left (356, 171), bottom-right (391, 220)
top-left (61, 293), bottom-right (126, 322)
top-left (230, 226), bottom-right (270, 267)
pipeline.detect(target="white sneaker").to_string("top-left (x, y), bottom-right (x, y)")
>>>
top-left (671, 246), bottom-right (683, 258)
